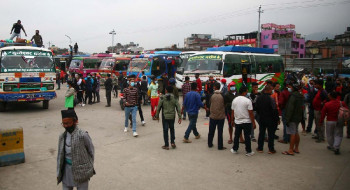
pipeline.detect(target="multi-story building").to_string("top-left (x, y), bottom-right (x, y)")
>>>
top-left (184, 34), bottom-right (225, 50)
top-left (260, 23), bottom-right (305, 58)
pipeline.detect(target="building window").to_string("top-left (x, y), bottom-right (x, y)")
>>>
top-left (263, 45), bottom-right (269, 48)
top-left (300, 54), bottom-right (304, 58)
top-left (300, 44), bottom-right (304, 49)
top-left (264, 35), bottom-right (269, 39)
top-left (272, 44), bottom-right (279, 49)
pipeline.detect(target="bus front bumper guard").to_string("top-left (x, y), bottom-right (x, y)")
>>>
top-left (0, 92), bottom-right (57, 102)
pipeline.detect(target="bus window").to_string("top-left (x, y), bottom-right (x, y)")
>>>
top-left (84, 59), bottom-right (96, 69)
top-left (115, 60), bottom-right (130, 71)
top-left (223, 54), bottom-right (249, 77)
top-left (255, 56), bottom-right (283, 73)
top-left (151, 57), bottom-right (165, 77)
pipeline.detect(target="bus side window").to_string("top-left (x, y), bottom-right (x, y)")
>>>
top-left (223, 62), bottom-right (241, 77)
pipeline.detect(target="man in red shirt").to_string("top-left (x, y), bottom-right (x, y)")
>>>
top-left (312, 79), bottom-right (329, 143)
top-left (320, 91), bottom-right (346, 155)
top-left (278, 81), bottom-right (291, 144)
top-left (195, 73), bottom-right (202, 93)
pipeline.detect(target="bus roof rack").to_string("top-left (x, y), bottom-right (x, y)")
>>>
top-left (0, 42), bottom-right (36, 48)
top-left (207, 46), bottom-right (274, 54)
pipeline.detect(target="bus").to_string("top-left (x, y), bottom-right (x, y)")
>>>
top-left (0, 46), bottom-right (56, 111)
top-left (127, 54), bottom-right (178, 82)
top-left (175, 51), bottom-right (200, 89)
top-left (69, 57), bottom-right (103, 77)
top-left (98, 56), bottom-right (131, 84)
top-left (180, 46), bottom-right (284, 91)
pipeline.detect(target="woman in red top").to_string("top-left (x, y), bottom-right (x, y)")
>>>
top-left (320, 91), bottom-right (347, 155)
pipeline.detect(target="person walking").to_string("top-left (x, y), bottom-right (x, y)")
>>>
top-left (320, 92), bottom-right (347, 155)
top-left (155, 86), bottom-right (182, 150)
top-left (181, 76), bottom-right (191, 120)
top-left (282, 82), bottom-right (304, 156)
top-left (56, 70), bottom-right (61, 90)
top-left (57, 110), bottom-right (95, 190)
top-left (104, 74), bottom-right (113, 107)
top-left (149, 76), bottom-right (159, 119)
top-left (140, 76), bottom-right (148, 105)
top-left (306, 79), bottom-right (317, 134)
top-left (224, 81), bottom-right (237, 144)
top-left (256, 85), bottom-right (279, 154)
top-left (76, 74), bottom-right (85, 107)
top-left (123, 78), bottom-right (139, 137)
top-left (10, 20), bottom-right (27, 40)
top-left (182, 82), bottom-right (204, 143)
top-left (84, 75), bottom-right (93, 105)
top-left (30, 30), bottom-right (43, 47)
top-left (312, 79), bottom-right (329, 143)
top-left (230, 86), bottom-right (256, 156)
top-left (65, 81), bottom-right (76, 111)
top-left (136, 78), bottom-right (146, 126)
top-left (93, 73), bottom-right (100, 103)
top-left (208, 83), bottom-right (226, 150)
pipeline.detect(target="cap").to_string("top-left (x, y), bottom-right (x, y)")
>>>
top-left (61, 110), bottom-right (78, 120)
top-left (228, 81), bottom-right (236, 87)
top-left (221, 78), bottom-right (226, 84)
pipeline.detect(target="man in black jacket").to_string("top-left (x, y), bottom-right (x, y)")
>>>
top-left (256, 85), bottom-right (279, 154)
top-left (104, 74), bottom-right (113, 107)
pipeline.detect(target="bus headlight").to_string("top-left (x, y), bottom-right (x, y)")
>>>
top-left (47, 84), bottom-right (54, 90)
top-left (4, 86), bottom-right (12, 91)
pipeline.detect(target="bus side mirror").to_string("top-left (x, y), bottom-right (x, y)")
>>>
top-left (177, 67), bottom-right (184, 74)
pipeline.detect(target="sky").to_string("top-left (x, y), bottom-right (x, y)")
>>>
top-left (1, 0), bottom-right (349, 53)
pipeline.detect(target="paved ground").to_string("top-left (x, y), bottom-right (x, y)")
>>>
top-left (0, 85), bottom-right (349, 190)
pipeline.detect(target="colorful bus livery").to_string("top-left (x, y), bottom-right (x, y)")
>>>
top-left (0, 46), bottom-right (57, 111)
top-left (69, 57), bottom-right (102, 77)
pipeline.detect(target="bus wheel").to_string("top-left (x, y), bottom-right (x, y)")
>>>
top-left (43, 100), bottom-right (49, 109)
top-left (0, 102), bottom-right (7, 112)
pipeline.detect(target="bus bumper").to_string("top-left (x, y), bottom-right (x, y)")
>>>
top-left (0, 91), bottom-right (57, 102)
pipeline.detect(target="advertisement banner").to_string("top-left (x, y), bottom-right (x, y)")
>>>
top-left (188, 55), bottom-right (222, 62)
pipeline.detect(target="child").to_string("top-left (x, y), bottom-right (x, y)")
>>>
top-left (65, 81), bottom-right (76, 110)
top-left (155, 86), bottom-right (182, 150)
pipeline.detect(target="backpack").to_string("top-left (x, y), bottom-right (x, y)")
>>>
top-left (338, 101), bottom-right (350, 124)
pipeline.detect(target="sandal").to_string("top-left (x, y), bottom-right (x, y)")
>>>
top-left (171, 143), bottom-right (176, 149)
top-left (256, 148), bottom-right (263, 153)
top-left (228, 139), bottom-right (233, 144)
top-left (293, 150), bottom-right (300, 154)
top-left (282, 151), bottom-right (294, 156)
top-left (268, 150), bottom-right (276, 154)
top-left (162, 146), bottom-right (169, 150)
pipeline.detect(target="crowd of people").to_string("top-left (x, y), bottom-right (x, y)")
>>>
top-left (57, 71), bottom-right (350, 189)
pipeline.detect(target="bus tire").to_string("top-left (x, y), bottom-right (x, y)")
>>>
top-left (0, 102), bottom-right (6, 112)
top-left (43, 100), bottom-right (49, 109)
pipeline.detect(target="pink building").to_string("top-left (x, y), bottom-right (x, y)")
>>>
top-left (260, 23), bottom-right (305, 58)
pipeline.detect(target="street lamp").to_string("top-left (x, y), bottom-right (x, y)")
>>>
top-left (65, 35), bottom-right (72, 45)
top-left (109, 29), bottom-right (116, 53)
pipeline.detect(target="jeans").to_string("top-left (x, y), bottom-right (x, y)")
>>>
top-left (306, 106), bottom-right (315, 133)
top-left (9, 32), bottom-right (21, 40)
top-left (326, 121), bottom-right (343, 149)
top-left (138, 103), bottom-right (144, 121)
top-left (163, 119), bottom-right (175, 146)
top-left (56, 80), bottom-right (61, 89)
top-left (125, 106), bottom-right (138, 132)
top-left (233, 123), bottom-right (252, 153)
top-left (257, 121), bottom-right (276, 151)
top-left (315, 110), bottom-right (325, 140)
top-left (282, 109), bottom-right (290, 142)
top-left (208, 118), bottom-right (225, 149)
top-left (184, 114), bottom-right (199, 139)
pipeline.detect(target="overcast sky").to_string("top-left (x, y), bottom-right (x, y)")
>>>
top-left (1, 0), bottom-right (349, 53)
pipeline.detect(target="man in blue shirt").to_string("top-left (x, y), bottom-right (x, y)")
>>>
top-left (182, 82), bottom-right (204, 143)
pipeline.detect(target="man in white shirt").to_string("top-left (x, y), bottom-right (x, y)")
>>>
top-left (231, 85), bottom-right (256, 156)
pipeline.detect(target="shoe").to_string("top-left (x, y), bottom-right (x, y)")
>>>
top-left (133, 132), bottom-right (138, 137)
top-left (315, 139), bottom-right (325, 143)
top-left (230, 148), bottom-right (238, 154)
top-left (183, 138), bottom-right (192, 143)
top-left (171, 143), bottom-right (176, 149)
top-left (245, 152), bottom-right (255, 157)
top-left (218, 147), bottom-right (227, 150)
top-left (327, 146), bottom-right (334, 151)
top-left (105, 105), bottom-right (111, 107)
top-left (251, 138), bottom-right (257, 142)
top-left (81, 104), bottom-right (85, 107)
top-left (162, 146), bottom-right (169, 150)
top-left (274, 135), bottom-right (279, 140)
top-left (256, 148), bottom-right (263, 153)
top-left (195, 134), bottom-right (201, 139)
top-left (268, 150), bottom-right (277, 154)
top-left (124, 128), bottom-right (128, 132)
top-left (334, 149), bottom-right (340, 155)
top-left (141, 121), bottom-right (146, 126)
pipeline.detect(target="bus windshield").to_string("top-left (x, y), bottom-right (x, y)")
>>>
top-left (100, 59), bottom-right (114, 69)
top-left (186, 54), bottom-right (222, 73)
top-left (129, 58), bottom-right (150, 72)
top-left (69, 60), bottom-right (81, 68)
top-left (1, 50), bottom-right (54, 72)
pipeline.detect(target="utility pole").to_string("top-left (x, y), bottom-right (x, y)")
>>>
top-left (257, 5), bottom-right (264, 48)
top-left (109, 29), bottom-right (116, 53)
top-left (47, 41), bottom-right (51, 48)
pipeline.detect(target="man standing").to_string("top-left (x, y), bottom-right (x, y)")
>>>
top-left (104, 74), bottom-right (113, 107)
top-left (230, 86), bottom-right (256, 156)
top-left (195, 73), bottom-right (202, 93)
top-left (181, 76), bottom-right (191, 120)
top-left (249, 82), bottom-right (260, 142)
top-left (320, 92), bottom-right (347, 155)
top-left (30, 30), bottom-right (43, 47)
top-left (182, 82), bottom-right (204, 143)
top-left (224, 81), bottom-right (237, 144)
top-left (56, 70), bottom-right (61, 90)
top-left (10, 20), bottom-right (27, 40)
top-left (278, 81), bottom-right (292, 144)
top-left (204, 75), bottom-right (216, 119)
top-left (306, 79), bottom-right (317, 134)
top-left (123, 78), bottom-right (139, 137)
top-left (256, 85), bottom-right (279, 154)
top-left (208, 83), bottom-right (226, 150)
top-left (283, 82), bottom-right (304, 156)
top-left (149, 76), bottom-right (159, 119)
top-left (74, 43), bottom-right (79, 54)
top-left (313, 79), bottom-right (329, 143)
top-left (57, 110), bottom-right (95, 190)
top-left (140, 76), bottom-right (148, 105)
